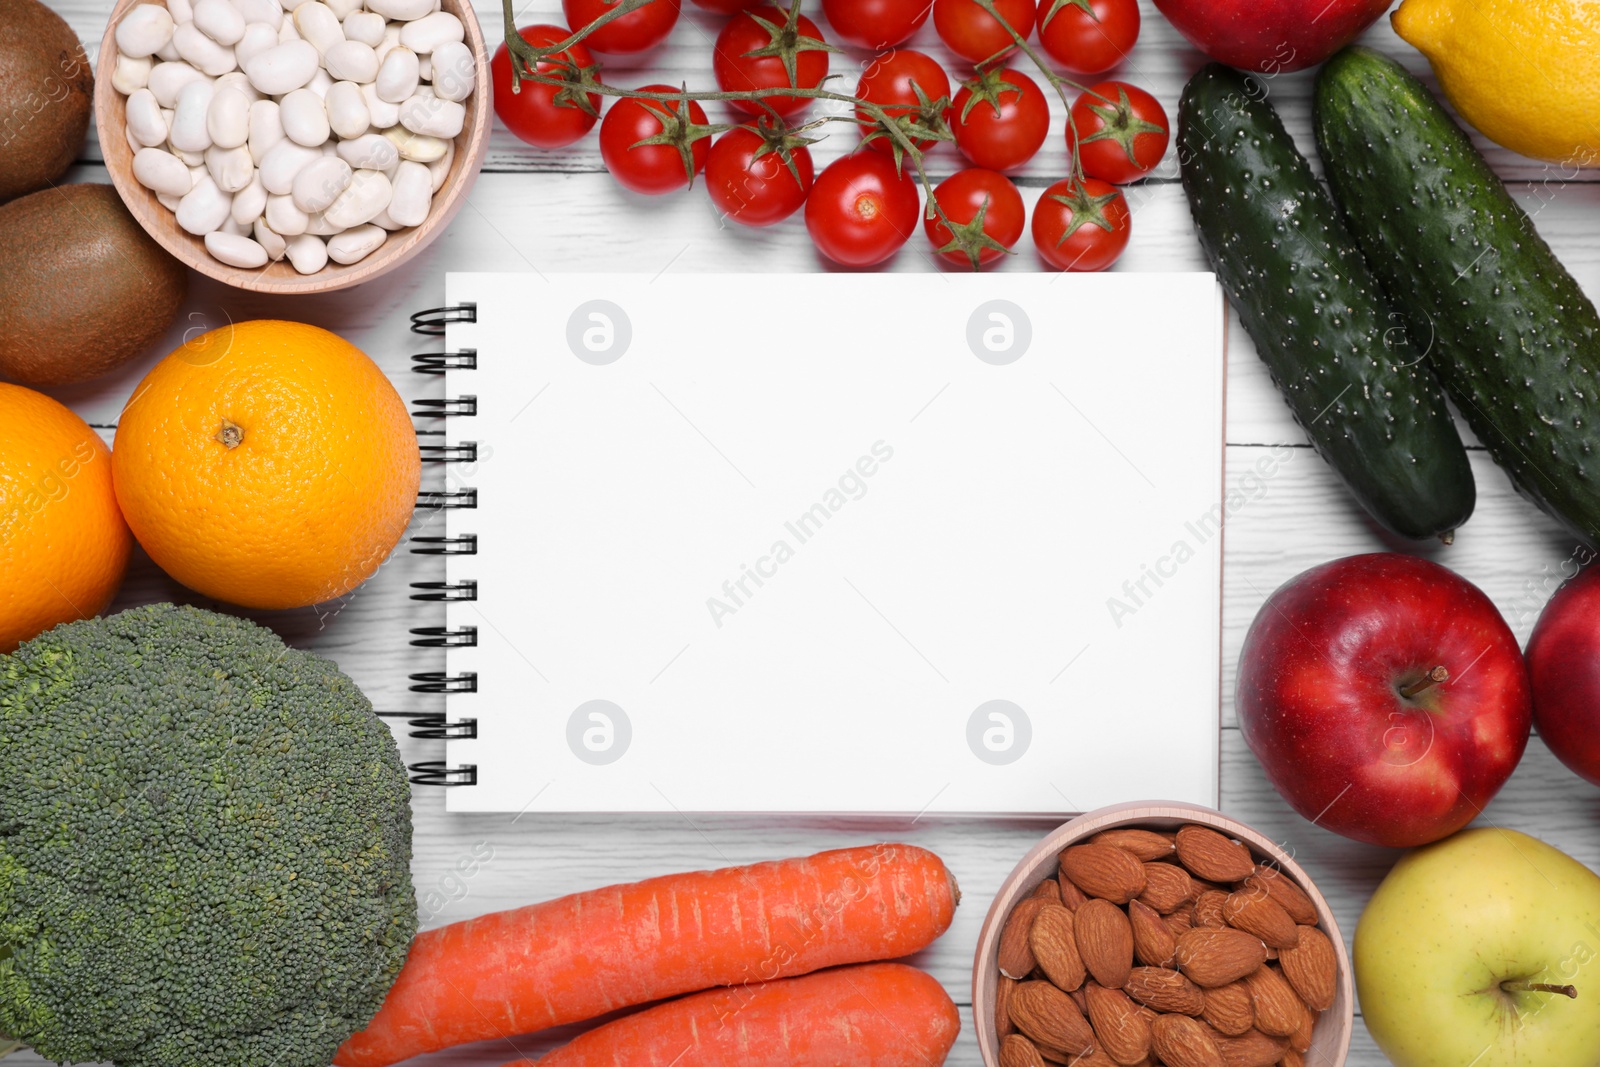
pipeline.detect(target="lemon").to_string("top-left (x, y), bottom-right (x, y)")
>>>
top-left (1393, 0), bottom-right (1600, 165)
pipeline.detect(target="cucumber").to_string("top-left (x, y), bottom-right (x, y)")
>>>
top-left (1316, 46), bottom-right (1600, 547)
top-left (1178, 64), bottom-right (1475, 541)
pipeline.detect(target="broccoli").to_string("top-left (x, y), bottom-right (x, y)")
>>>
top-left (0, 603), bottom-right (417, 1067)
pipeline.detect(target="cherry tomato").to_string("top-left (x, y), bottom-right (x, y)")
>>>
top-left (924, 168), bottom-right (1024, 269)
top-left (1068, 80), bottom-right (1169, 183)
top-left (949, 67), bottom-right (1048, 172)
top-left (854, 49), bottom-right (952, 156)
top-left (562, 0), bottom-right (680, 54)
top-left (1031, 177), bottom-right (1130, 271)
top-left (932, 0), bottom-right (1035, 63)
top-left (706, 123), bottom-right (816, 226)
top-left (712, 6), bottom-right (833, 118)
top-left (805, 151), bottom-right (921, 267)
top-left (599, 86), bottom-right (712, 195)
top-left (822, 0), bottom-right (932, 50)
top-left (491, 25), bottom-right (602, 149)
top-left (1036, 0), bottom-right (1139, 75)
top-left (691, 0), bottom-right (758, 11)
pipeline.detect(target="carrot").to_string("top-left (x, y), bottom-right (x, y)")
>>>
top-left (499, 963), bottom-right (960, 1067)
top-left (335, 844), bottom-right (960, 1067)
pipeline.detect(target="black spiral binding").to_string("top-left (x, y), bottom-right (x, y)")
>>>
top-left (400, 304), bottom-right (481, 787)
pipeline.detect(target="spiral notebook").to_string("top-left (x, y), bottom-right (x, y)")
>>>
top-left (405, 272), bottom-right (1227, 815)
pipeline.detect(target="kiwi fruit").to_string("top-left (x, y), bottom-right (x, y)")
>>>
top-left (0, 183), bottom-right (187, 387)
top-left (0, 0), bottom-right (93, 201)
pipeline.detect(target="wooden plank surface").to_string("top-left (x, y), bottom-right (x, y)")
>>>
top-left (18, 1), bottom-right (1600, 1064)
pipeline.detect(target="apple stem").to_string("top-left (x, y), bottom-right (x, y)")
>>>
top-left (1399, 666), bottom-right (1450, 699)
top-left (1501, 979), bottom-right (1578, 999)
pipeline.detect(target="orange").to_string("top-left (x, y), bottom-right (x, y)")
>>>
top-left (0, 383), bottom-right (132, 652)
top-left (112, 320), bottom-right (421, 610)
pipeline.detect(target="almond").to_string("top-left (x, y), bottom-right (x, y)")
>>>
top-left (1277, 925), bottom-right (1337, 1011)
top-left (1074, 898), bottom-right (1134, 990)
top-left (1166, 905), bottom-right (1195, 936)
top-left (1128, 898), bottom-right (1177, 968)
top-left (1000, 1033), bottom-right (1048, 1067)
top-left (1200, 981), bottom-right (1254, 1036)
top-left (1289, 998), bottom-right (1316, 1053)
top-left (1245, 865), bottom-right (1318, 925)
top-left (1030, 904), bottom-right (1087, 992)
top-left (1281, 1050), bottom-right (1306, 1067)
top-left (997, 976), bottom-right (1018, 1039)
top-left (1084, 982), bottom-right (1152, 1066)
top-left (1033, 877), bottom-right (1064, 904)
top-left (1243, 965), bottom-right (1303, 1038)
top-left (1124, 966), bottom-right (1205, 1015)
top-left (1150, 1013), bottom-right (1225, 1067)
top-left (1010, 981), bottom-right (1095, 1056)
top-left (1194, 890), bottom-right (1229, 928)
top-left (1057, 875), bottom-right (1090, 911)
top-left (1137, 860), bottom-right (1195, 914)
top-left (1000, 897), bottom-right (1051, 979)
top-left (1175, 826), bottom-right (1256, 883)
top-left (1090, 827), bottom-right (1176, 861)
top-left (1060, 843), bottom-right (1149, 904)
top-left (1214, 1030), bottom-right (1289, 1067)
top-left (1178, 926), bottom-right (1268, 988)
top-left (1222, 889), bottom-right (1299, 949)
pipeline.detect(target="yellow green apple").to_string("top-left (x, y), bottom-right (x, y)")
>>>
top-left (1356, 828), bottom-right (1600, 1067)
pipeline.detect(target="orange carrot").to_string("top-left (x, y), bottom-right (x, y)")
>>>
top-left (335, 844), bottom-right (960, 1067)
top-left (500, 963), bottom-right (960, 1067)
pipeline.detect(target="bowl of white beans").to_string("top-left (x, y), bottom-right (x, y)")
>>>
top-left (96, 0), bottom-right (489, 292)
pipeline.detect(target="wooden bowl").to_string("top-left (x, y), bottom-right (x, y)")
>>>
top-left (972, 801), bottom-right (1355, 1067)
top-left (94, 0), bottom-right (490, 294)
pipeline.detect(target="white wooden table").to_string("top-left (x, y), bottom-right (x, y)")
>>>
top-left (31, 1), bottom-right (1600, 1063)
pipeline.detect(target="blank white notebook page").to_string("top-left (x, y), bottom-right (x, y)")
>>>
top-left (437, 272), bottom-right (1226, 814)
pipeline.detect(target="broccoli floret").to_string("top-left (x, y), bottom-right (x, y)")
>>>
top-left (0, 603), bottom-right (417, 1067)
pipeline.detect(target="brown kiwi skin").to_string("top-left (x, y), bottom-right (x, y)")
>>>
top-left (0, 184), bottom-right (188, 387)
top-left (0, 0), bottom-right (93, 201)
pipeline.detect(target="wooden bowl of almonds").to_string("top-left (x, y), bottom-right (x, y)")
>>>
top-left (973, 802), bottom-right (1353, 1067)
top-left (94, 0), bottom-right (490, 293)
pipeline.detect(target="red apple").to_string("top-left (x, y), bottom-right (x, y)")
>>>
top-left (1237, 553), bottom-right (1531, 848)
top-left (1527, 565), bottom-right (1600, 785)
top-left (1152, 0), bottom-right (1391, 73)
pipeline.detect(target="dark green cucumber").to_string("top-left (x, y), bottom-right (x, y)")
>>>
top-left (1316, 46), bottom-right (1600, 548)
top-left (1178, 64), bottom-right (1475, 541)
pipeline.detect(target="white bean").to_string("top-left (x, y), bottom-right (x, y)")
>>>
top-left (291, 155), bottom-right (352, 212)
top-left (367, 203), bottom-right (400, 229)
top-left (335, 130), bottom-right (397, 169)
top-left (326, 223), bottom-right (386, 264)
top-left (205, 231), bottom-right (269, 267)
top-left (173, 22), bottom-right (236, 75)
top-left (233, 0), bottom-right (281, 24)
top-left (280, 0), bottom-right (314, 10)
top-left (278, 15), bottom-right (299, 41)
top-left (148, 59), bottom-right (208, 107)
top-left (219, 214), bottom-right (251, 235)
top-left (157, 190), bottom-right (183, 211)
top-left (285, 232), bottom-right (328, 273)
top-left (254, 218), bottom-right (289, 259)
top-left (247, 98), bottom-right (283, 161)
top-left (428, 40), bottom-right (473, 102)
top-left (303, 211), bottom-right (343, 235)
top-left (244, 39), bottom-right (318, 93)
top-left (323, 39), bottom-right (377, 82)
top-left (372, 23), bottom-right (400, 62)
top-left (132, 147), bottom-right (194, 197)
top-left (115, 4), bottom-right (175, 59)
top-left (398, 92), bottom-right (462, 138)
top-left (265, 192), bottom-right (310, 234)
top-left (279, 87), bottom-right (330, 146)
top-left (169, 77), bottom-right (215, 152)
top-left (366, 0), bottom-right (431, 20)
top-left (206, 85), bottom-right (250, 148)
top-left (341, 10), bottom-right (384, 45)
top-left (258, 137), bottom-right (320, 192)
top-left (385, 159), bottom-right (430, 227)
top-left (307, 66), bottom-right (334, 98)
top-left (126, 88), bottom-right (169, 146)
top-left (205, 143), bottom-right (254, 191)
top-left (324, 0), bottom-right (361, 18)
top-left (374, 46), bottom-right (417, 103)
top-left (325, 80), bottom-right (369, 139)
top-left (168, 0), bottom-right (194, 23)
top-left (170, 144), bottom-right (205, 165)
top-left (427, 134), bottom-right (452, 189)
top-left (112, 53), bottom-right (153, 94)
top-left (398, 10), bottom-right (460, 53)
top-left (322, 168), bottom-right (390, 228)
top-left (361, 82), bottom-right (399, 127)
top-left (176, 173), bottom-right (232, 234)
top-left (232, 171), bottom-right (268, 223)
top-left (291, 2), bottom-right (343, 53)
top-left (382, 125), bottom-right (445, 161)
top-left (214, 69), bottom-right (258, 97)
top-left (416, 52), bottom-right (429, 79)
top-left (233, 21), bottom-right (279, 69)
top-left (125, 125), bottom-right (145, 153)
top-left (192, 0), bottom-right (245, 45)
